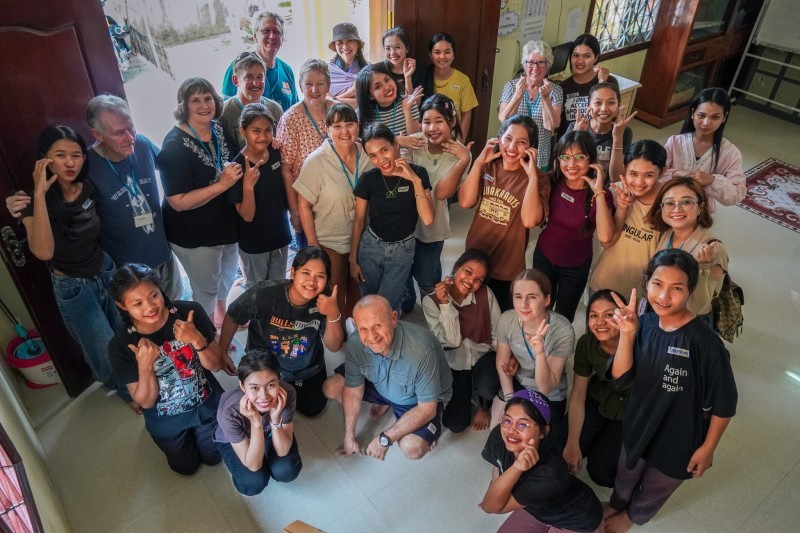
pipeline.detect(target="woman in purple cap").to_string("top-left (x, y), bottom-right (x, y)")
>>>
top-left (480, 389), bottom-right (603, 532)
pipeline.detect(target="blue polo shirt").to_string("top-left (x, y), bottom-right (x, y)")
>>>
top-left (343, 322), bottom-right (452, 405)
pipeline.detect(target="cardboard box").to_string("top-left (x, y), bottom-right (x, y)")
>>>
top-left (283, 520), bottom-right (325, 533)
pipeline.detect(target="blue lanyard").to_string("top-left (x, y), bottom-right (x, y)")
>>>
top-left (99, 148), bottom-right (140, 198)
top-left (186, 123), bottom-right (222, 172)
top-left (327, 139), bottom-right (360, 191)
top-left (519, 312), bottom-right (550, 360)
top-left (524, 91), bottom-right (541, 117)
top-left (376, 100), bottom-right (399, 134)
top-left (303, 101), bottom-right (327, 141)
top-left (665, 231), bottom-right (685, 250)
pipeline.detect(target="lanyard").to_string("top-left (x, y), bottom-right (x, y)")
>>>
top-left (303, 101), bottom-right (327, 141)
top-left (97, 146), bottom-right (141, 198)
top-left (665, 231), bottom-right (686, 250)
top-left (328, 139), bottom-right (360, 191)
top-left (524, 91), bottom-right (541, 117)
top-left (186, 123), bottom-right (222, 172)
top-left (519, 312), bottom-right (550, 360)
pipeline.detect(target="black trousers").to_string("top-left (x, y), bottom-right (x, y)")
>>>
top-left (443, 351), bottom-right (500, 433)
top-left (289, 365), bottom-right (328, 417)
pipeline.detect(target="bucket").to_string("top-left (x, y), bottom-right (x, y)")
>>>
top-left (5, 329), bottom-right (60, 388)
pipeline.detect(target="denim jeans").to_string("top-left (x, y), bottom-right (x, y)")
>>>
top-left (402, 239), bottom-right (444, 312)
top-left (217, 437), bottom-right (302, 496)
top-left (532, 244), bottom-right (592, 323)
top-left (357, 229), bottom-right (415, 312)
top-left (51, 253), bottom-right (123, 390)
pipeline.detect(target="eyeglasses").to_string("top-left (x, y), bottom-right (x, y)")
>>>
top-left (523, 60), bottom-right (549, 69)
top-left (558, 154), bottom-right (588, 162)
top-left (661, 199), bottom-right (699, 212)
top-left (500, 417), bottom-right (534, 433)
top-left (259, 29), bottom-right (283, 37)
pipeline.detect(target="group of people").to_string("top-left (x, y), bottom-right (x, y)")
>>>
top-left (7, 10), bottom-right (745, 532)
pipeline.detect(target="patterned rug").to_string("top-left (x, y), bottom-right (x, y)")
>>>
top-left (739, 158), bottom-right (800, 234)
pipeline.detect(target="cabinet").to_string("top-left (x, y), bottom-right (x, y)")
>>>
top-left (634, 0), bottom-right (763, 127)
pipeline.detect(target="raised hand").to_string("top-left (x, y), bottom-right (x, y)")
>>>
top-left (513, 76), bottom-right (527, 99)
top-left (270, 386), bottom-right (287, 424)
top-left (612, 106), bottom-right (637, 138)
top-left (403, 86), bottom-right (424, 111)
top-left (528, 319), bottom-right (549, 355)
top-left (609, 288), bottom-right (638, 334)
top-left (593, 65), bottom-right (610, 83)
top-left (128, 337), bottom-right (160, 370)
top-left (403, 58), bottom-right (416, 78)
top-left (243, 156), bottom-right (264, 189)
top-left (478, 138), bottom-right (502, 165)
top-left (219, 161), bottom-right (243, 188)
top-left (32, 159), bottom-right (57, 195)
top-left (394, 158), bottom-right (420, 183)
top-left (581, 163), bottom-right (606, 195)
top-left (539, 78), bottom-right (553, 99)
top-left (693, 240), bottom-right (718, 265)
top-left (6, 191), bottom-right (31, 218)
top-left (317, 285), bottom-right (340, 319)
top-left (441, 139), bottom-right (474, 165)
top-left (574, 106), bottom-right (590, 131)
top-left (173, 310), bottom-right (206, 349)
top-left (521, 148), bottom-right (540, 179)
top-left (512, 439), bottom-right (539, 472)
top-left (613, 181), bottom-right (634, 210)
top-left (239, 394), bottom-right (263, 424)
top-left (434, 276), bottom-right (453, 304)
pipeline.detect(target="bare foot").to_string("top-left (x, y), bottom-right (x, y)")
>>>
top-left (604, 510), bottom-right (633, 533)
top-left (369, 404), bottom-right (390, 419)
top-left (128, 401), bottom-right (142, 415)
top-left (470, 408), bottom-right (491, 431)
top-left (603, 502), bottom-right (622, 520)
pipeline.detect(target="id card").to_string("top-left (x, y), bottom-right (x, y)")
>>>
top-left (134, 213), bottom-right (154, 228)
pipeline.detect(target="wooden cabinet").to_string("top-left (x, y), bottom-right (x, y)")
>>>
top-left (634, 0), bottom-right (763, 127)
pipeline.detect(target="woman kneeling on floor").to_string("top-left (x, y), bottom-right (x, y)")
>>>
top-left (214, 350), bottom-right (302, 496)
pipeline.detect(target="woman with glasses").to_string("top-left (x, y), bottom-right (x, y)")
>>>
top-left (221, 11), bottom-right (298, 111)
top-left (531, 131), bottom-right (614, 323)
top-left (645, 177), bottom-right (728, 323)
top-left (498, 40), bottom-right (563, 171)
top-left (480, 389), bottom-right (603, 532)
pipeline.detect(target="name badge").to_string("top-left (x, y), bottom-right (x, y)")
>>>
top-left (667, 346), bottom-right (690, 358)
top-left (482, 173), bottom-right (495, 183)
top-left (81, 198), bottom-right (94, 210)
top-left (397, 186), bottom-right (410, 192)
top-left (560, 191), bottom-right (574, 203)
top-left (309, 307), bottom-right (318, 314)
top-left (282, 81), bottom-right (292, 95)
top-left (451, 85), bottom-right (461, 90)
top-left (271, 161), bottom-right (281, 171)
top-left (134, 213), bottom-right (154, 228)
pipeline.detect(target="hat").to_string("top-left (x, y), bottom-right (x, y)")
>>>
top-left (329, 22), bottom-right (363, 52)
top-left (513, 389), bottom-right (552, 424)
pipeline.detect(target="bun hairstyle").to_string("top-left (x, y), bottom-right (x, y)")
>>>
top-left (420, 93), bottom-right (462, 141)
top-left (237, 350), bottom-right (281, 384)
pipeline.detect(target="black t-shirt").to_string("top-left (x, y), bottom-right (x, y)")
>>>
top-left (481, 426), bottom-right (602, 532)
top-left (616, 313), bottom-right (738, 479)
top-left (227, 147), bottom-right (291, 254)
top-left (108, 301), bottom-right (223, 437)
top-left (353, 165), bottom-right (431, 242)
top-left (557, 74), bottom-right (619, 139)
top-left (227, 279), bottom-right (327, 381)
top-left (21, 181), bottom-right (104, 278)
top-left (157, 124), bottom-right (238, 248)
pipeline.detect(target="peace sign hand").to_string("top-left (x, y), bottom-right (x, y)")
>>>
top-left (613, 180), bottom-right (634, 210)
top-left (574, 106), bottom-right (590, 132)
top-left (529, 320), bottom-right (549, 354)
top-left (243, 156), bottom-right (264, 189)
top-left (612, 106), bottom-right (638, 140)
top-left (32, 159), bottom-right (57, 195)
top-left (581, 164), bottom-right (606, 195)
top-left (608, 288), bottom-right (638, 334)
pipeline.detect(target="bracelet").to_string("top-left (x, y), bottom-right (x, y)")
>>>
top-left (593, 190), bottom-right (603, 198)
top-left (613, 147), bottom-right (623, 150)
top-left (271, 416), bottom-right (283, 429)
top-left (327, 313), bottom-right (342, 323)
top-left (497, 390), bottom-right (515, 401)
top-left (194, 340), bottom-right (210, 352)
top-left (415, 192), bottom-right (429, 199)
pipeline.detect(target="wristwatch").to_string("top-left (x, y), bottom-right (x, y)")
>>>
top-left (378, 432), bottom-right (392, 448)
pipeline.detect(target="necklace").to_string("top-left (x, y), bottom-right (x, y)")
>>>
top-left (382, 174), bottom-right (401, 199)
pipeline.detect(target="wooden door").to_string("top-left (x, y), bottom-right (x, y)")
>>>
top-left (0, 0), bottom-right (126, 396)
top-left (394, 0), bottom-right (501, 153)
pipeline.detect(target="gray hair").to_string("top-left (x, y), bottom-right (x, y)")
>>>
top-left (251, 10), bottom-right (284, 33)
top-left (86, 94), bottom-right (132, 131)
top-left (521, 40), bottom-right (554, 66)
top-left (298, 58), bottom-right (331, 87)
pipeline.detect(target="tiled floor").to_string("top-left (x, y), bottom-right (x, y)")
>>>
top-left (35, 106), bottom-right (800, 532)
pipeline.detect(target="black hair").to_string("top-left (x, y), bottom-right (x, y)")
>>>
top-left (362, 122), bottom-right (396, 147)
top-left (498, 115), bottom-right (538, 148)
top-left (355, 62), bottom-right (401, 136)
top-left (553, 130), bottom-right (598, 237)
top-left (382, 27), bottom-right (411, 51)
top-left (239, 102), bottom-right (274, 131)
top-left (451, 248), bottom-right (492, 281)
top-left (110, 263), bottom-right (171, 331)
top-left (625, 139), bottom-right (667, 169)
top-left (326, 102), bottom-right (359, 127)
top-left (679, 87), bottom-right (731, 174)
top-left (586, 289), bottom-right (627, 331)
top-left (420, 93), bottom-right (462, 141)
top-left (569, 34), bottom-right (601, 73)
top-left (37, 126), bottom-right (90, 229)
top-left (428, 32), bottom-right (456, 53)
top-left (237, 350), bottom-right (281, 383)
top-left (645, 249), bottom-right (699, 294)
top-left (174, 77), bottom-right (223, 122)
top-left (589, 82), bottom-right (621, 103)
top-left (292, 246), bottom-right (332, 279)
top-left (505, 397), bottom-right (549, 430)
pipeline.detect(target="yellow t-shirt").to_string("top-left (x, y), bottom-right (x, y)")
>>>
top-left (433, 69), bottom-right (479, 114)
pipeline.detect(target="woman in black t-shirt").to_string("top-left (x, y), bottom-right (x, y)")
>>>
top-left (218, 247), bottom-right (344, 416)
top-left (480, 389), bottom-right (603, 532)
top-left (18, 126), bottom-right (126, 401)
top-left (349, 124), bottom-right (434, 312)
top-left (108, 263), bottom-right (226, 475)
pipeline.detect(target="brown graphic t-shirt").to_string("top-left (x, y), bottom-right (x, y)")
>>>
top-left (465, 160), bottom-right (550, 280)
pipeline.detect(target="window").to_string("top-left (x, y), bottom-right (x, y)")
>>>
top-left (589, 0), bottom-right (662, 54)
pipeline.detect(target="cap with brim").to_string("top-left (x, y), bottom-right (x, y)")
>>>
top-left (512, 389), bottom-right (552, 424)
top-left (329, 22), bottom-right (363, 52)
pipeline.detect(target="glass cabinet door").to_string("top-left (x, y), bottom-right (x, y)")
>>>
top-left (691, 0), bottom-right (735, 40)
top-left (670, 65), bottom-right (710, 109)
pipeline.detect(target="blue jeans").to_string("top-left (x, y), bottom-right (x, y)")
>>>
top-left (217, 437), bottom-right (302, 496)
top-left (402, 239), bottom-right (444, 312)
top-left (357, 229), bottom-right (415, 312)
top-left (51, 253), bottom-right (124, 392)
